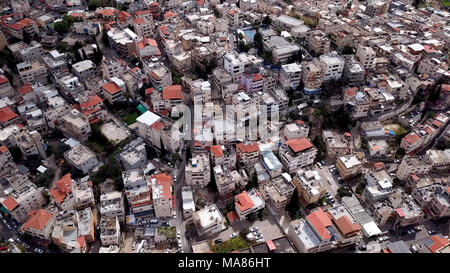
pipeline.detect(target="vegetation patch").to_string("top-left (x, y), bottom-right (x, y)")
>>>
top-left (211, 237), bottom-right (249, 253)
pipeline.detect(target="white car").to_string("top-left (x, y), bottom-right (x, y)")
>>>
top-left (256, 238), bottom-right (264, 243)
top-left (230, 232), bottom-right (238, 238)
top-left (34, 248), bottom-right (43, 253)
top-left (177, 232), bottom-right (181, 238)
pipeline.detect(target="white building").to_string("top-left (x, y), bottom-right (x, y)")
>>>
top-left (64, 145), bottom-right (99, 174)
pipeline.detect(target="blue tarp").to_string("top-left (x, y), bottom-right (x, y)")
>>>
top-left (389, 130), bottom-right (395, 136)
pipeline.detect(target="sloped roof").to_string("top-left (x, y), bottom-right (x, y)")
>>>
top-left (22, 209), bottom-right (53, 231)
top-left (235, 191), bottom-right (254, 212)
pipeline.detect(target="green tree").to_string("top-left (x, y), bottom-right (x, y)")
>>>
top-left (102, 29), bottom-right (110, 47)
top-left (254, 31), bottom-right (263, 52)
top-left (53, 20), bottom-right (71, 34)
top-left (88, 0), bottom-right (101, 10)
top-left (286, 188), bottom-right (302, 219)
top-left (262, 15), bottom-right (272, 25)
top-left (337, 187), bottom-right (352, 198)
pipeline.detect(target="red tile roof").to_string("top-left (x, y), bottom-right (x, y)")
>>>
top-left (252, 73), bottom-right (263, 82)
top-left (17, 83), bottom-right (32, 95)
top-left (102, 82), bottom-right (122, 95)
top-left (428, 235), bottom-right (449, 253)
top-left (162, 85), bottom-right (182, 100)
top-left (210, 145), bottom-right (224, 157)
top-left (0, 74), bottom-right (9, 85)
top-left (226, 211), bottom-right (239, 223)
top-left (333, 215), bottom-right (360, 236)
top-left (236, 143), bottom-right (259, 153)
top-left (163, 11), bottom-right (177, 19)
top-left (80, 95), bottom-right (103, 109)
top-left (22, 209), bottom-right (53, 231)
top-left (286, 138), bottom-right (313, 153)
top-left (2, 196), bottom-right (18, 211)
top-left (145, 88), bottom-right (153, 95)
top-left (150, 120), bottom-right (164, 130)
top-left (306, 208), bottom-right (332, 240)
top-left (0, 145), bottom-right (8, 154)
top-left (0, 107), bottom-right (18, 123)
top-left (50, 174), bottom-right (72, 204)
top-left (151, 173), bottom-right (173, 199)
top-left (235, 191), bottom-right (254, 212)
top-left (403, 133), bottom-right (421, 144)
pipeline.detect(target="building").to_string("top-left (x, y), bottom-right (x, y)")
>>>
top-left (400, 132), bottom-right (423, 154)
top-left (213, 165), bottom-right (240, 197)
top-left (20, 207), bottom-right (57, 241)
top-left (100, 191), bottom-right (125, 222)
top-left (0, 183), bottom-right (45, 223)
top-left (261, 150), bottom-right (283, 178)
top-left (262, 36), bottom-right (300, 64)
top-left (123, 170), bottom-right (153, 219)
top-left (61, 109), bottom-right (91, 141)
top-left (185, 153), bottom-right (210, 187)
top-left (292, 169), bottom-right (326, 205)
top-left (396, 156), bottom-right (432, 181)
top-left (327, 205), bottom-right (362, 247)
top-left (64, 145), bottom-right (99, 174)
top-left (236, 142), bottom-right (260, 165)
top-left (240, 73), bottom-right (264, 93)
top-left (280, 63), bottom-right (302, 90)
top-left (19, 41), bottom-right (44, 62)
top-left (192, 204), bottom-right (226, 236)
top-left (181, 186), bottom-right (195, 220)
top-left (100, 216), bottom-right (121, 246)
top-left (274, 14), bottom-right (304, 31)
top-left (356, 45), bottom-right (376, 71)
top-left (287, 208), bottom-right (339, 253)
top-left (210, 144), bottom-right (236, 171)
top-left (279, 138), bottom-right (317, 174)
top-left (307, 30), bottom-right (330, 55)
top-left (17, 61), bottom-right (48, 84)
top-left (336, 155), bottom-right (364, 179)
top-left (322, 130), bottom-right (351, 157)
top-left (72, 60), bottom-right (96, 81)
top-left (150, 173), bottom-right (173, 218)
top-left (319, 53), bottom-right (345, 81)
top-left (119, 140), bottom-right (147, 171)
top-left (301, 60), bottom-right (323, 95)
top-left (102, 80), bottom-right (125, 104)
top-left (412, 185), bottom-right (450, 220)
top-left (234, 189), bottom-right (265, 220)
top-left (260, 173), bottom-right (295, 215)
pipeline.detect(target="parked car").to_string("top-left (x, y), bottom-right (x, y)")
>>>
top-left (320, 160), bottom-right (325, 166)
top-left (407, 229), bottom-right (416, 235)
top-left (132, 241), bottom-right (137, 250)
top-left (410, 244), bottom-right (420, 253)
top-left (162, 222), bottom-right (170, 226)
top-left (230, 232), bottom-right (238, 238)
top-left (214, 239), bottom-right (223, 244)
top-left (34, 248), bottom-right (43, 253)
top-left (256, 238), bottom-right (264, 243)
top-left (149, 219), bottom-right (158, 224)
top-left (415, 226), bottom-right (422, 232)
top-left (177, 232), bottom-right (181, 238)
top-left (317, 162), bottom-right (322, 169)
top-left (428, 230), bottom-right (436, 235)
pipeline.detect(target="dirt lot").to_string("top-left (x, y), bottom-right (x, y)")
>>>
top-left (120, 230), bottom-right (135, 253)
top-left (101, 122), bottom-right (128, 144)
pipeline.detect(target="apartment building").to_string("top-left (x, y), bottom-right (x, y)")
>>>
top-left (260, 173), bottom-right (295, 215)
top-left (213, 165), bottom-right (238, 197)
top-left (0, 183), bottom-right (45, 223)
top-left (344, 88), bottom-right (371, 119)
top-left (301, 60), bottom-right (323, 95)
top-left (322, 130), bottom-right (351, 157)
top-left (17, 61), bottom-right (48, 84)
top-left (292, 169), bottom-right (326, 205)
top-left (137, 37), bottom-right (161, 60)
top-left (42, 50), bottom-right (69, 77)
top-left (343, 59), bottom-right (365, 87)
top-left (79, 95), bottom-right (106, 124)
top-left (227, 8), bottom-right (243, 27)
top-left (328, 205), bottom-right (362, 247)
top-left (396, 156), bottom-right (432, 180)
top-left (100, 216), bottom-right (121, 246)
top-left (192, 204), bottom-right (226, 236)
top-left (210, 144), bottom-right (236, 170)
top-left (234, 189), bottom-right (265, 220)
top-left (185, 153), bottom-right (211, 187)
top-left (240, 73), bottom-right (264, 93)
top-left (280, 138), bottom-right (317, 174)
top-left (356, 45), bottom-right (376, 71)
top-left (400, 132), bottom-right (423, 154)
top-left (61, 109), bottom-right (91, 141)
top-left (287, 208), bottom-right (339, 253)
top-left (101, 58), bottom-right (126, 80)
top-left (0, 74), bottom-right (14, 98)
top-left (261, 150), bottom-right (283, 178)
top-left (307, 30), bottom-right (330, 55)
top-left (123, 170), bottom-right (153, 219)
top-left (100, 191), bottom-right (125, 222)
top-left (150, 173), bottom-right (173, 218)
top-left (19, 41), bottom-right (44, 62)
top-left (148, 85), bottom-right (184, 113)
top-left (412, 184), bottom-right (450, 219)
top-left (72, 60), bottom-right (96, 82)
top-left (319, 53), bottom-right (345, 81)
top-left (262, 36), bottom-right (300, 64)
top-left (102, 80), bottom-right (125, 104)
top-left (73, 21), bottom-right (101, 36)
top-left (133, 17), bottom-right (155, 38)
top-left (336, 155), bottom-right (364, 179)
top-left (64, 145), bottom-right (99, 174)
top-left (280, 63), bottom-right (301, 90)
top-left (107, 28), bottom-right (138, 56)
top-left (236, 142), bottom-right (260, 165)
top-left (119, 140), bottom-right (147, 171)
top-left (13, 129), bottom-right (46, 159)
top-left (363, 169), bottom-right (394, 205)
top-left (20, 207), bottom-right (57, 241)
top-left (274, 14), bottom-right (304, 31)
top-left (182, 186), bottom-right (195, 220)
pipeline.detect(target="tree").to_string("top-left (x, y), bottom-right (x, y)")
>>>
top-left (342, 46), bottom-right (356, 55)
top-left (213, 8), bottom-right (221, 18)
top-left (186, 146), bottom-right (192, 161)
top-left (246, 172), bottom-right (258, 190)
top-left (88, 0), bottom-right (101, 10)
top-left (53, 20), bottom-right (71, 34)
top-left (9, 146), bottom-right (23, 163)
top-left (337, 187), bottom-right (352, 198)
top-left (286, 188), bottom-right (302, 219)
top-left (102, 29), bottom-right (110, 48)
top-left (262, 15), bottom-right (272, 25)
top-left (254, 31), bottom-right (263, 52)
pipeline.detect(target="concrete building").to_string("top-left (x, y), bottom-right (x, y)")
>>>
top-left (292, 169), bottom-right (326, 205)
top-left (234, 189), bottom-right (265, 220)
top-left (72, 60), bottom-right (96, 81)
top-left (356, 45), bottom-right (376, 71)
top-left (319, 53), bottom-right (345, 81)
top-left (322, 130), bottom-right (351, 157)
top-left (17, 61), bottom-right (48, 84)
top-left (181, 186), bottom-right (195, 220)
top-left (64, 145), bottom-right (99, 174)
top-left (150, 173), bottom-right (173, 218)
top-left (122, 170), bottom-right (153, 219)
top-left (261, 150), bottom-right (283, 178)
top-left (192, 204), bottom-right (226, 236)
top-left (236, 142), bottom-right (260, 165)
top-left (20, 207), bottom-right (57, 241)
top-left (210, 144), bottom-right (236, 171)
top-left (279, 138), bottom-right (317, 174)
top-left (301, 60), bottom-right (323, 95)
top-left (336, 155), bottom-right (363, 179)
top-left (260, 173), bottom-right (295, 215)
top-left (280, 63), bottom-right (302, 90)
top-left (100, 191), bottom-right (125, 222)
top-left (307, 30), bottom-right (330, 55)
top-left (100, 216), bottom-right (121, 246)
top-left (62, 109), bottom-right (91, 141)
top-left (396, 156), bottom-right (432, 181)
top-left (185, 153), bottom-right (211, 187)
top-left (0, 183), bottom-right (45, 223)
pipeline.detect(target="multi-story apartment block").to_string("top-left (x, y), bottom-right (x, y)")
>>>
top-left (150, 173), bottom-right (173, 218)
top-left (210, 144), bottom-right (236, 170)
top-left (61, 109), bottom-right (91, 141)
top-left (20, 206), bottom-right (57, 241)
top-left (234, 189), bottom-right (265, 220)
top-left (17, 61), bottom-right (48, 84)
top-left (280, 138), bottom-right (317, 174)
top-left (301, 60), bottom-right (323, 95)
top-left (236, 142), bottom-right (260, 165)
top-left (72, 60), bottom-right (96, 82)
top-left (64, 145), bottom-right (99, 174)
top-left (0, 183), bottom-right (45, 223)
top-left (336, 155), bottom-right (364, 179)
top-left (280, 63), bottom-right (301, 90)
top-left (307, 30), bottom-right (330, 55)
top-left (356, 45), bottom-right (376, 71)
top-left (322, 130), bottom-right (351, 157)
top-left (319, 53), bottom-right (345, 81)
top-left (122, 169), bottom-right (153, 218)
top-left (292, 169), bottom-right (326, 205)
top-left (192, 204), bottom-right (226, 236)
top-left (396, 156), bottom-right (432, 181)
top-left (185, 153), bottom-right (211, 187)
top-left (100, 191), bottom-right (125, 222)
top-left (100, 216), bottom-right (121, 246)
